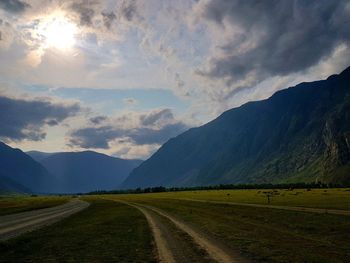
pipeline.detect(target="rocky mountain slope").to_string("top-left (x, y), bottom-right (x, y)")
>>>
top-left (122, 67), bottom-right (350, 189)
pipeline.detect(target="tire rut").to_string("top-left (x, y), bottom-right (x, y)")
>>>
top-left (129, 203), bottom-right (176, 263)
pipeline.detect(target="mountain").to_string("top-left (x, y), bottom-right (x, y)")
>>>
top-left (26, 151), bottom-right (56, 162)
top-left (122, 67), bottom-right (350, 189)
top-left (0, 142), bottom-right (52, 193)
top-left (35, 151), bottom-right (142, 193)
top-left (0, 176), bottom-right (31, 194)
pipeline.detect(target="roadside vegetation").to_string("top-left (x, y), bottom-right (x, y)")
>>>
top-left (0, 198), bottom-right (156, 263)
top-left (0, 195), bottom-right (71, 216)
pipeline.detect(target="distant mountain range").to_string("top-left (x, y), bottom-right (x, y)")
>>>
top-left (26, 151), bottom-right (57, 162)
top-left (34, 151), bottom-right (142, 193)
top-left (122, 66), bottom-right (350, 189)
top-left (0, 143), bottom-right (142, 194)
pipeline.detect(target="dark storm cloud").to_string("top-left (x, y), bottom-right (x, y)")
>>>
top-left (197, 0), bottom-right (350, 84)
top-left (69, 109), bottom-right (189, 149)
top-left (0, 95), bottom-right (80, 141)
top-left (0, 0), bottom-right (30, 14)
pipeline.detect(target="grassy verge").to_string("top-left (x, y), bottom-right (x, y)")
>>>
top-left (112, 188), bottom-right (350, 210)
top-left (0, 196), bottom-right (71, 216)
top-left (111, 196), bottom-right (350, 263)
top-left (0, 198), bottom-right (156, 263)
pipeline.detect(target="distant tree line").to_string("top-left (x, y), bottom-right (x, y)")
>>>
top-left (87, 182), bottom-right (350, 195)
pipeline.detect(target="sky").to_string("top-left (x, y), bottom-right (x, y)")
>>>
top-left (0, 0), bottom-right (350, 160)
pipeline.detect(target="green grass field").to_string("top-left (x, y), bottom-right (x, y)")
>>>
top-left (0, 198), bottom-right (156, 263)
top-left (1, 189), bottom-right (349, 263)
top-left (112, 188), bottom-right (350, 210)
top-left (107, 189), bottom-right (350, 263)
top-left (0, 195), bottom-right (71, 216)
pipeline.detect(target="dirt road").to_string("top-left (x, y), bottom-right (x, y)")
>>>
top-left (115, 200), bottom-right (249, 263)
top-left (126, 202), bottom-right (177, 263)
top-left (174, 198), bottom-right (350, 216)
top-left (0, 199), bottom-right (89, 241)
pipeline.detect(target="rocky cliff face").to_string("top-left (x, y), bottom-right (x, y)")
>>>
top-left (322, 113), bottom-right (350, 183)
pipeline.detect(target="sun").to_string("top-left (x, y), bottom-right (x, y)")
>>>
top-left (39, 15), bottom-right (77, 51)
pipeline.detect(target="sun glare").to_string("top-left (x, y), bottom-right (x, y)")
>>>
top-left (40, 16), bottom-right (77, 51)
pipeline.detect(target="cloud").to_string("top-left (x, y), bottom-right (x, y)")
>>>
top-left (111, 144), bottom-right (159, 160)
top-left (140, 108), bottom-right (173, 126)
top-left (129, 123), bottom-right (188, 145)
top-left (0, 19), bottom-right (15, 50)
top-left (101, 11), bottom-right (116, 29)
top-left (113, 143), bottom-right (159, 160)
top-left (194, 0), bottom-right (350, 87)
top-left (89, 115), bottom-right (107, 125)
top-left (0, 95), bottom-right (80, 141)
top-left (67, 0), bottom-right (139, 30)
top-left (0, 0), bottom-right (30, 14)
top-left (123, 97), bottom-right (138, 106)
top-left (119, 0), bottom-right (137, 22)
top-left (68, 108), bottom-right (189, 150)
top-left (69, 123), bottom-right (188, 149)
top-left (69, 125), bottom-right (120, 149)
top-left (70, 1), bottom-right (96, 27)
top-left (2, 0), bottom-right (350, 144)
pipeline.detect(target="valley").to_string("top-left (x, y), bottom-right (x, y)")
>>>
top-left (1, 2), bottom-right (349, 262)
top-left (1, 189), bottom-right (349, 263)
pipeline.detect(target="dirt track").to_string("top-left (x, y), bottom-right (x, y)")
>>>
top-left (174, 198), bottom-right (350, 216)
top-left (0, 199), bottom-right (89, 241)
top-left (126, 202), bottom-right (176, 263)
top-left (116, 200), bottom-right (249, 263)
top-left (114, 197), bottom-right (350, 262)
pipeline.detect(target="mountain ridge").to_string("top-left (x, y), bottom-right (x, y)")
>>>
top-left (26, 151), bottom-right (57, 162)
top-left (122, 66), bottom-right (350, 189)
